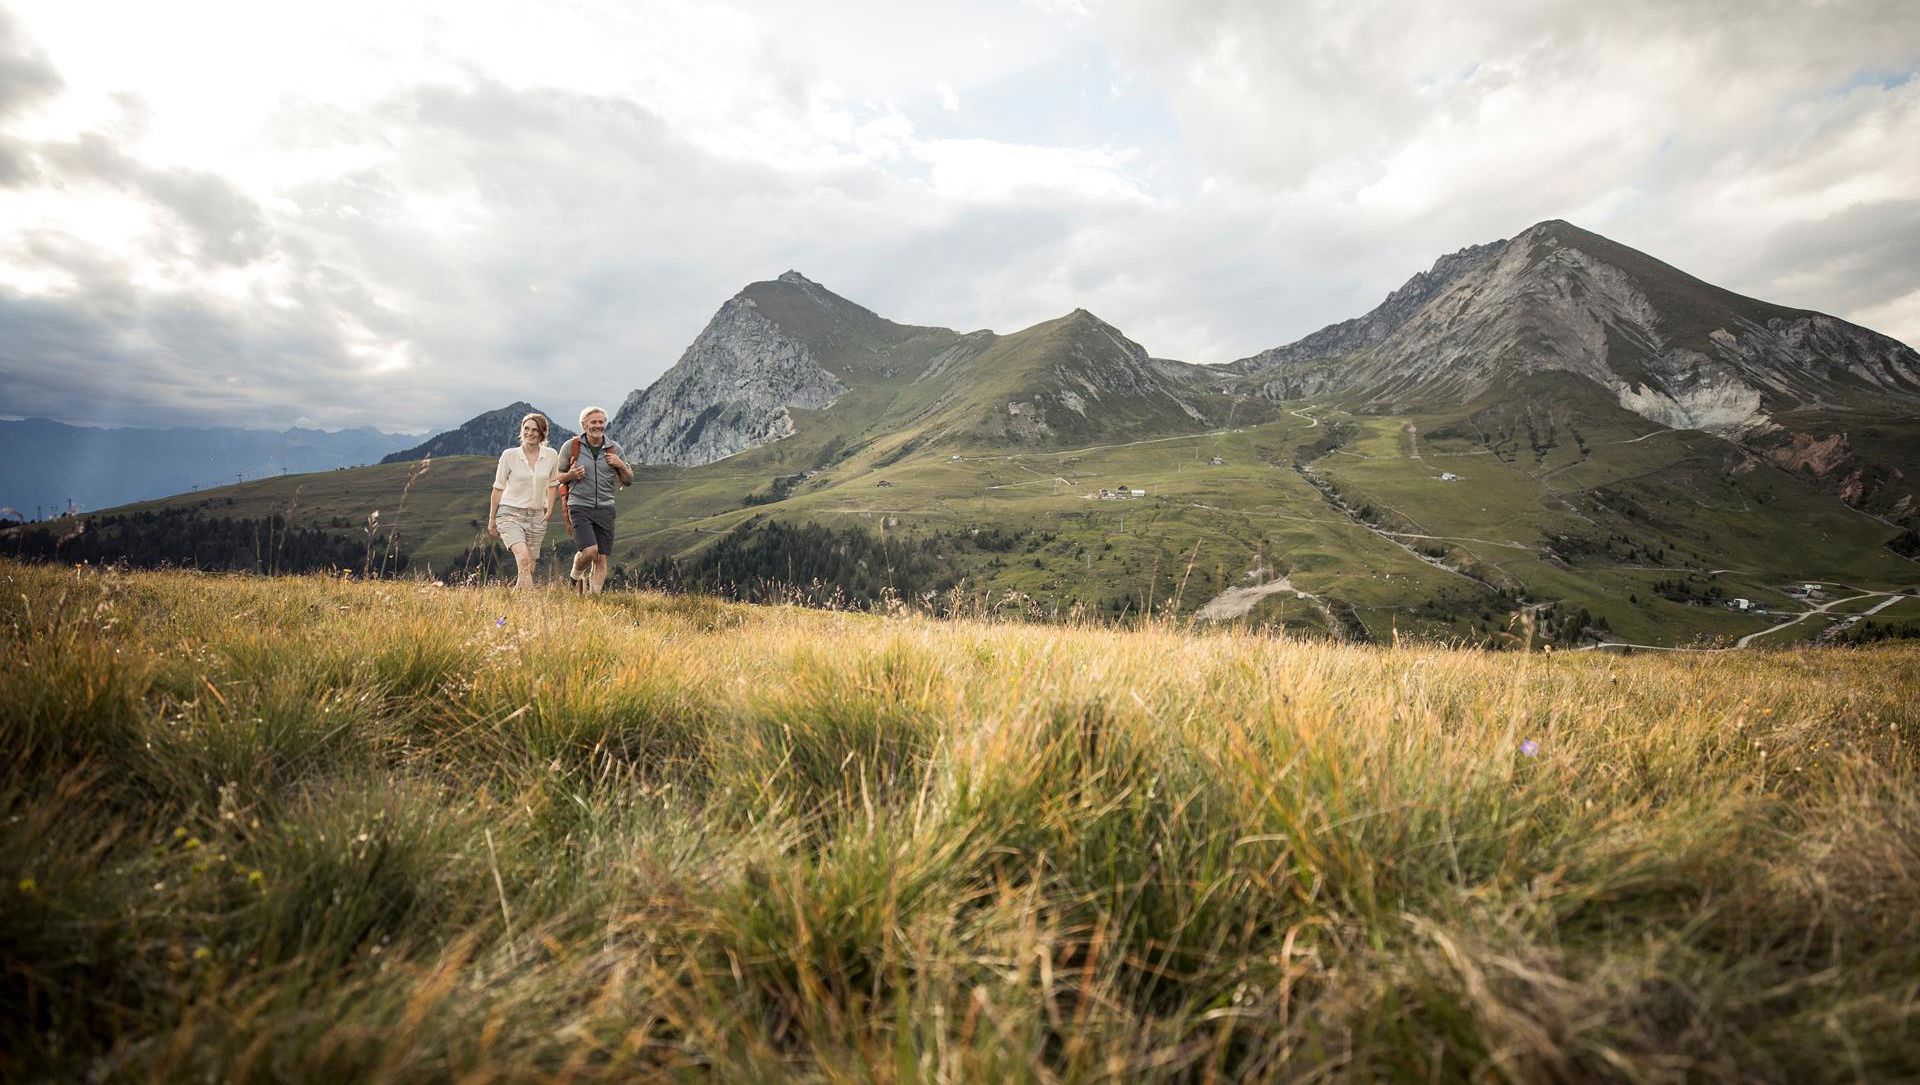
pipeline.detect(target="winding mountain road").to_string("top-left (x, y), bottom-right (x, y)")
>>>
top-left (1579, 586), bottom-right (1919, 652)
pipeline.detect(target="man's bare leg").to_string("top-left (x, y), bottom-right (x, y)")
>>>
top-left (587, 554), bottom-right (609, 594)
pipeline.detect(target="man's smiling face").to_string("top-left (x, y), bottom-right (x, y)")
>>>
top-left (583, 411), bottom-right (607, 443)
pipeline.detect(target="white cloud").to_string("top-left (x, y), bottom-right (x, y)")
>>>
top-left (917, 138), bottom-right (1153, 204)
top-left (0, 0), bottom-right (1917, 435)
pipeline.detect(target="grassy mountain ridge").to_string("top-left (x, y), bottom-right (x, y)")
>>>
top-left (35, 376), bottom-right (1919, 648)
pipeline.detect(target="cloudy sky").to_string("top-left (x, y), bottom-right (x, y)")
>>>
top-left (2, 0), bottom-right (1917, 434)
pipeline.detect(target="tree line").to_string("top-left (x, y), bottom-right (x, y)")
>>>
top-left (632, 519), bottom-right (1039, 611)
top-left (8, 506), bottom-right (409, 576)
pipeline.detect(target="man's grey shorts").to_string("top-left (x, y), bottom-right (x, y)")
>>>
top-left (568, 504), bottom-right (615, 555)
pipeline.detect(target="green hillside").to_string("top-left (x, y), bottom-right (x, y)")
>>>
top-left (28, 368), bottom-right (1917, 648)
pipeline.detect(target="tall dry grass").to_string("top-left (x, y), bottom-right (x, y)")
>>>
top-left (2, 558), bottom-right (1917, 1083)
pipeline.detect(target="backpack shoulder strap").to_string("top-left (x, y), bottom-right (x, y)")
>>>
top-left (557, 437), bottom-right (582, 498)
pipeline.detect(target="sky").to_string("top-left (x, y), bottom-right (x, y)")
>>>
top-left (1, 0), bottom-right (1917, 434)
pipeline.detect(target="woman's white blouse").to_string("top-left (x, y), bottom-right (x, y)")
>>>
top-left (492, 445), bottom-right (560, 509)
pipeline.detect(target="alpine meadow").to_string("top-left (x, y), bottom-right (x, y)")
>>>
top-left (6, 560), bottom-right (1920, 1082)
top-left (8, 1), bottom-right (1920, 1081)
top-left (11, 213), bottom-right (1920, 1085)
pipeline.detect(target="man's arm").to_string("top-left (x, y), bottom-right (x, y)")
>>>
top-left (607, 442), bottom-right (634, 486)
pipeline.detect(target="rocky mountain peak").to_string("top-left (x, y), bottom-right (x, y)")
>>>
top-left (775, 270), bottom-right (814, 285)
top-left (1236, 219), bottom-right (1920, 435)
top-left (1053, 308), bottom-right (1148, 360)
top-left (610, 291), bottom-right (849, 466)
top-left (1227, 235), bottom-right (1507, 376)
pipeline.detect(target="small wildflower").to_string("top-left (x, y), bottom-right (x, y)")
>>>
top-left (173, 827), bottom-right (189, 840)
top-left (496, 616), bottom-right (506, 628)
top-left (1520, 739), bottom-right (1540, 757)
top-left (17, 877), bottom-right (35, 894)
top-left (184, 837), bottom-right (202, 850)
top-left (193, 947), bottom-right (211, 961)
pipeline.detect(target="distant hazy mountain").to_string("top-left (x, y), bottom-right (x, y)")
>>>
top-left (381, 402), bottom-right (577, 464)
top-left (0, 419), bottom-right (411, 517)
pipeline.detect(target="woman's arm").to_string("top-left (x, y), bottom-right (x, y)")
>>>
top-left (487, 485), bottom-right (503, 537)
top-left (542, 449), bottom-right (557, 518)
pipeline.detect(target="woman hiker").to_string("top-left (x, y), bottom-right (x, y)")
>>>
top-left (486, 412), bottom-right (560, 590)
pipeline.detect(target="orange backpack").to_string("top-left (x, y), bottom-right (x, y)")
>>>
top-left (555, 437), bottom-right (583, 530)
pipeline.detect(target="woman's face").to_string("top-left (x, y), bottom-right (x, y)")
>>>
top-left (520, 419), bottom-right (544, 442)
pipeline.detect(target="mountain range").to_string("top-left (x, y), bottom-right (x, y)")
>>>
top-left (584, 220), bottom-right (1916, 520)
top-left (0, 419), bottom-right (411, 519)
top-left (32, 219), bottom-right (1920, 647)
top-left (381, 402), bottom-right (576, 464)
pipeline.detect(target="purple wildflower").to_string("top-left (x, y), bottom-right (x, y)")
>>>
top-left (496, 616), bottom-right (507, 628)
top-left (1520, 739), bottom-right (1540, 757)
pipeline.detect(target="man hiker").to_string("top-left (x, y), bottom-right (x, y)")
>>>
top-left (557, 406), bottom-right (631, 594)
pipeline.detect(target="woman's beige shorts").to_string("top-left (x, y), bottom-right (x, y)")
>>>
top-left (496, 504), bottom-right (548, 552)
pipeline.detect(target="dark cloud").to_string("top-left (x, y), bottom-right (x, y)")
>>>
top-left (1757, 199), bottom-right (1920, 312)
top-left (0, 221), bottom-right (420, 429)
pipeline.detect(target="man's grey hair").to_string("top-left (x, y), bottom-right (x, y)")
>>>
top-left (578, 406), bottom-right (609, 431)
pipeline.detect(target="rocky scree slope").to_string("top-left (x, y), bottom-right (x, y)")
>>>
top-left (609, 274), bottom-right (866, 466)
top-left (1225, 239), bottom-right (1506, 392)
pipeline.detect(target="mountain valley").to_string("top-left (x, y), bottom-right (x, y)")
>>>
top-left (21, 220), bottom-right (1920, 648)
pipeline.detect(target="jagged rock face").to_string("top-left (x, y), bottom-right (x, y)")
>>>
top-left (611, 291), bottom-right (847, 465)
top-left (1235, 221), bottom-right (1920, 436)
top-left (381, 401), bottom-right (574, 463)
top-left (1049, 310), bottom-right (1206, 422)
top-left (1227, 240), bottom-right (1505, 375)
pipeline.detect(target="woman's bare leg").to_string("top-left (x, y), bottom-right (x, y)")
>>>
top-left (510, 541), bottom-right (536, 590)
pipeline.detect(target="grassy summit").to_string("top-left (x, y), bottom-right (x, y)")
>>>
top-left (5, 560), bottom-right (1919, 1081)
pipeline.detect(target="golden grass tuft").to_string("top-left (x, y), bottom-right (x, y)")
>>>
top-left (2, 559), bottom-right (1917, 1082)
